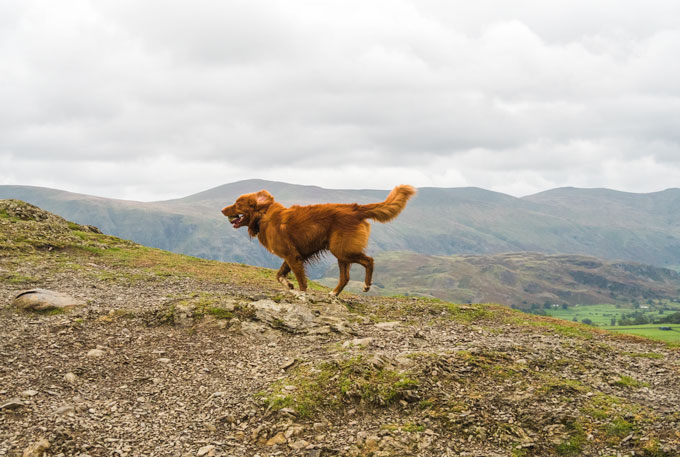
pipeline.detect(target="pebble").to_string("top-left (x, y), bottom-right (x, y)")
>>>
top-left (64, 372), bottom-right (78, 384)
top-left (21, 389), bottom-right (39, 397)
top-left (56, 405), bottom-right (75, 416)
top-left (157, 358), bottom-right (171, 364)
top-left (22, 438), bottom-right (50, 457)
top-left (342, 337), bottom-right (373, 348)
top-left (196, 444), bottom-right (215, 456)
top-left (288, 439), bottom-right (310, 450)
top-left (0, 398), bottom-right (24, 410)
top-left (284, 425), bottom-right (303, 439)
top-left (281, 358), bottom-right (296, 370)
top-left (266, 432), bottom-right (287, 446)
top-left (364, 436), bottom-right (380, 450)
top-left (374, 321), bottom-right (401, 330)
top-left (87, 349), bottom-right (105, 358)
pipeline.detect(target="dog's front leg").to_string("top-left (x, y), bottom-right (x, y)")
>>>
top-left (276, 261), bottom-right (294, 290)
top-left (284, 255), bottom-right (308, 292)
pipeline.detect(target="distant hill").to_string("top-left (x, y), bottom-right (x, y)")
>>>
top-left (2, 181), bottom-right (680, 274)
top-left (319, 251), bottom-right (680, 308)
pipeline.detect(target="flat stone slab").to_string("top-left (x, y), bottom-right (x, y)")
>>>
top-left (12, 289), bottom-right (85, 312)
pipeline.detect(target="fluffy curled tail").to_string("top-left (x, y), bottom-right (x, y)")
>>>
top-left (360, 184), bottom-right (416, 222)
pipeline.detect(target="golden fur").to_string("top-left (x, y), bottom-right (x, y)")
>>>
top-left (221, 185), bottom-right (416, 296)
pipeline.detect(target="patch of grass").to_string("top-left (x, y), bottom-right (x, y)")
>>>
top-left (3, 273), bottom-right (36, 283)
top-left (606, 417), bottom-right (634, 438)
top-left (538, 375), bottom-right (587, 395)
top-left (259, 355), bottom-right (419, 418)
top-left (443, 302), bottom-right (493, 323)
top-left (511, 448), bottom-right (530, 457)
top-left (271, 293), bottom-right (286, 303)
top-left (613, 375), bottom-right (649, 389)
top-left (604, 324), bottom-right (680, 345)
top-left (543, 303), bottom-right (680, 327)
top-left (205, 306), bottom-right (234, 320)
top-left (555, 421), bottom-right (586, 456)
top-left (30, 307), bottom-right (67, 316)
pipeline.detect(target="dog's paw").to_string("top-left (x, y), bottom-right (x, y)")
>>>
top-left (328, 290), bottom-right (338, 297)
top-left (277, 277), bottom-right (295, 290)
top-left (363, 284), bottom-right (371, 292)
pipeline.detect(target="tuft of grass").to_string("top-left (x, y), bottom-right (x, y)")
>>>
top-left (443, 302), bottom-right (493, 323)
top-left (29, 307), bottom-right (67, 316)
top-left (613, 375), bottom-right (649, 389)
top-left (606, 417), bottom-right (634, 438)
top-left (205, 306), bottom-right (234, 320)
top-left (555, 422), bottom-right (586, 456)
top-left (624, 352), bottom-right (664, 359)
top-left (3, 273), bottom-right (36, 283)
top-left (259, 355), bottom-right (419, 418)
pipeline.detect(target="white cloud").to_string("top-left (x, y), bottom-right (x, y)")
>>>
top-left (0, 0), bottom-right (679, 199)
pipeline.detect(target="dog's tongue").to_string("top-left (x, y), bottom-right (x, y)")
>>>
top-left (230, 216), bottom-right (243, 227)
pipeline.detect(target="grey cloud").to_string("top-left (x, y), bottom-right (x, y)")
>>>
top-left (1, 0), bottom-right (679, 199)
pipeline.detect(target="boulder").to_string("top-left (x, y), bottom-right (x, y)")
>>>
top-left (12, 289), bottom-right (85, 312)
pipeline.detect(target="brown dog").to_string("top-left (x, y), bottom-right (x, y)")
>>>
top-left (221, 185), bottom-right (416, 296)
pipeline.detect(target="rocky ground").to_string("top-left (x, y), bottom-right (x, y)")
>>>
top-left (1, 200), bottom-right (679, 457)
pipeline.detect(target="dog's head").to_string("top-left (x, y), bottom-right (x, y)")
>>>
top-left (221, 190), bottom-right (274, 236)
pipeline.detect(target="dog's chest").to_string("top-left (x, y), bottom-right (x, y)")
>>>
top-left (257, 223), bottom-right (285, 256)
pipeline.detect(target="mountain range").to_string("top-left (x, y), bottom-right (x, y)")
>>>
top-left (2, 180), bottom-right (679, 274)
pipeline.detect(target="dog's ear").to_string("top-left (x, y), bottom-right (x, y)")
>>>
top-left (255, 190), bottom-right (274, 209)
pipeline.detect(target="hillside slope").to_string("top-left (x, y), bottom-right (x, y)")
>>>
top-left (2, 181), bottom-right (680, 271)
top-left (319, 251), bottom-right (680, 308)
top-left (1, 199), bottom-right (679, 456)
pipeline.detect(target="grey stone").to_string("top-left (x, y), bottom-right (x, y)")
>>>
top-left (13, 289), bottom-right (85, 312)
top-left (196, 444), bottom-right (215, 456)
top-left (374, 321), bottom-right (401, 330)
top-left (22, 438), bottom-right (50, 457)
top-left (0, 398), bottom-right (24, 410)
top-left (342, 337), bottom-right (373, 348)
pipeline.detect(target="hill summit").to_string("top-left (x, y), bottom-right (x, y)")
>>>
top-left (1, 199), bottom-right (679, 456)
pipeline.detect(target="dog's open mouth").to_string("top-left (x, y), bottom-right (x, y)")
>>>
top-left (228, 214), bottom-right (246, 228)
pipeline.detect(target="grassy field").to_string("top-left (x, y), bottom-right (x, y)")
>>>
top-left (603, 324), bottom-right (680, 344)
top-left (542, 303), bottom-right (678, 326)
top-left (540, 302), bottom-right (680, 344)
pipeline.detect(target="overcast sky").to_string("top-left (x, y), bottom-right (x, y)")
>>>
top-left (1, 0), bottom-right (679, 201)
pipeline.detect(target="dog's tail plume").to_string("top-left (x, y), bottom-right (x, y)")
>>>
top-left (360, 185), bottom-right (416, 223)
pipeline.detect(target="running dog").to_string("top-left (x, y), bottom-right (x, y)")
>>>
top-left (221, 185), bottom-right (415, 296)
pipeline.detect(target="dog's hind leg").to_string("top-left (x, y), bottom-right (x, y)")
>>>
top-left (349, 253), bottom-right (374, 292)
top-left (276, 261), bottom-right (294, 290)
top-left (330, 261), bottom-right (350, 296)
